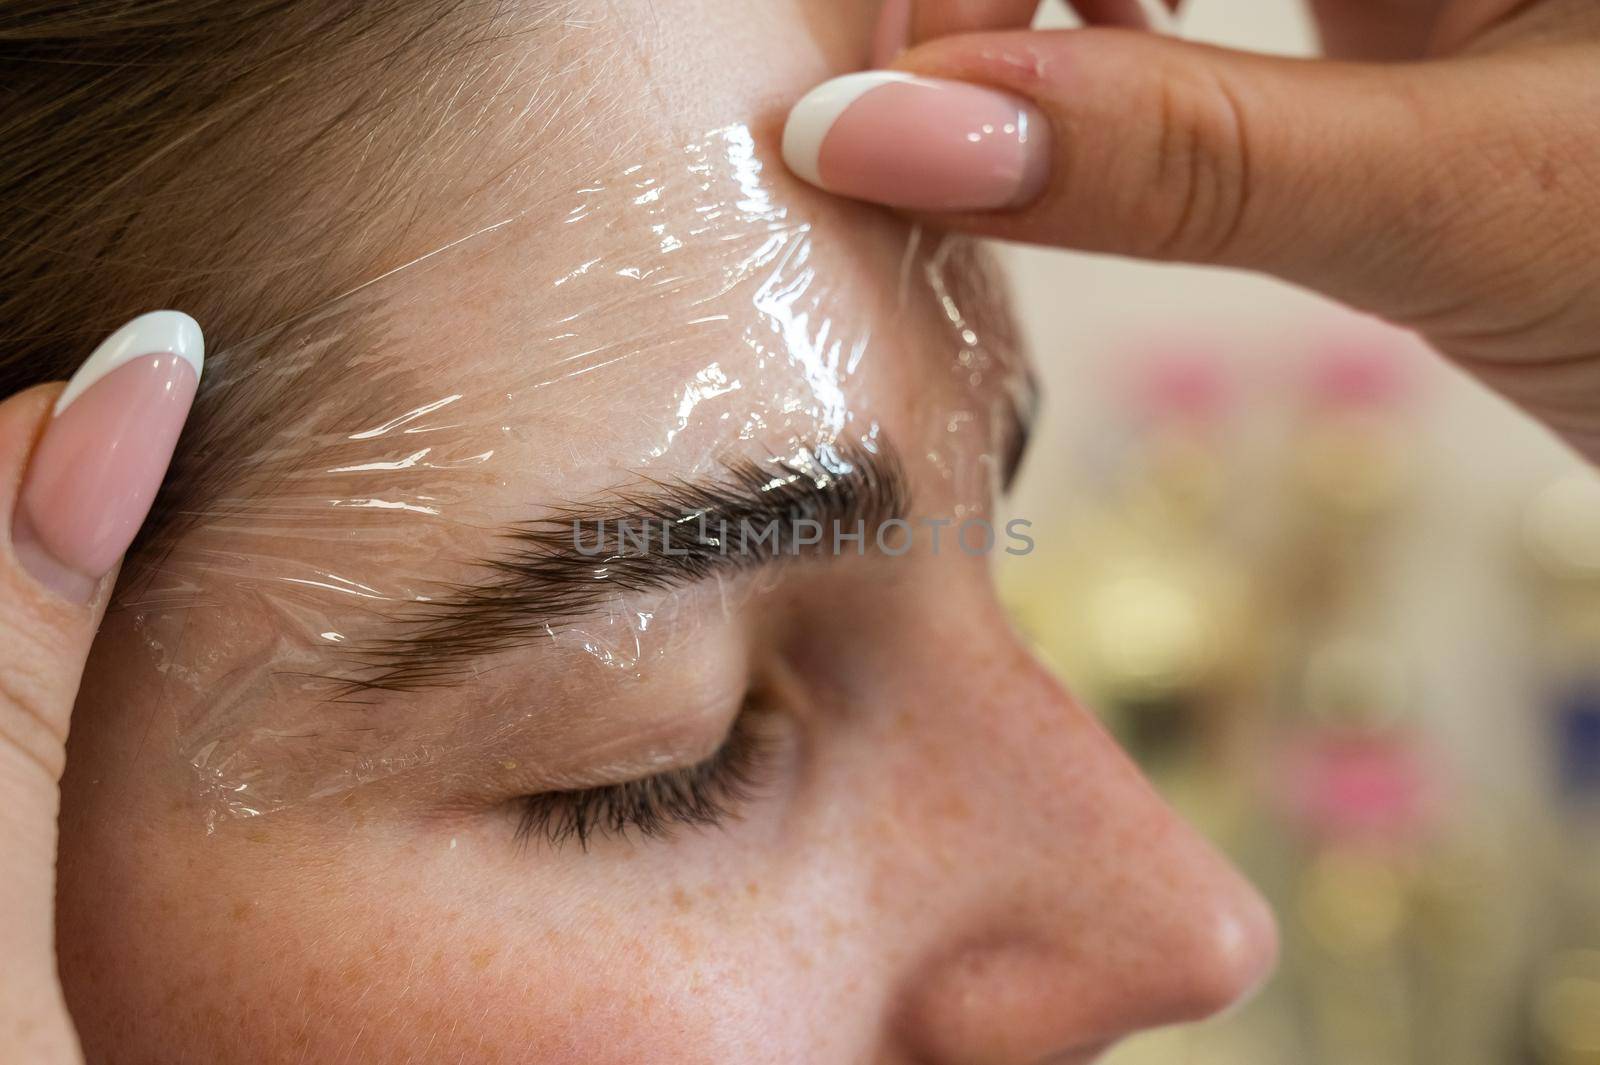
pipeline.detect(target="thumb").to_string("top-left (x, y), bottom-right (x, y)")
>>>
top-left (0, 311), bottom-right (201, 1063)
top-left (781, 29), bottom-right (1600, 341)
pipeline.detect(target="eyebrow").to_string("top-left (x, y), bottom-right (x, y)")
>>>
top-left (330, 440), bottom-right (911, 695)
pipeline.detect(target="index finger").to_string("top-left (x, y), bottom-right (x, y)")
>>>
top-left (0, 311), bottom-right (202, 1062)
top-left (882, 0), bottom-right (1178, 57)
top-left (907, 0), bottom-right (1040, 40)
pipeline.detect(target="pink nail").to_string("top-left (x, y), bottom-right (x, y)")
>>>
top-left (782, 72), bottom-right (1051, 212)
top-left (13, 311), bottom-right (203, 601)
top-left (871, 0), bottom-right (913, 67)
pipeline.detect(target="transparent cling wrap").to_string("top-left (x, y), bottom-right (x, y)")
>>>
top-left (114, 123), bottom-right (1034, 823)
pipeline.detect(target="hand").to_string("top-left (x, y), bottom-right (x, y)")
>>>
top-left (784, 0), bottom-right (1600, 460)
top-left (0, 312), bottom-right (202, 1064)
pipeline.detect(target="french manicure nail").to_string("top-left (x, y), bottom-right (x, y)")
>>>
top-left (782, 72), bottom-right (1051, 212)
top-left (871, 0), bottom-right (913, 67)
top-left (12, 311), bottom-right (203, 602)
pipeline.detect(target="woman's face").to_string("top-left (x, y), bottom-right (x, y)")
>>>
top-left (55, 2), bottom-right (1276, 1062)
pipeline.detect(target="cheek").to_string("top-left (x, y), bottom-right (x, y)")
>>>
top-left (57, 806), bottom-right (854, 1064)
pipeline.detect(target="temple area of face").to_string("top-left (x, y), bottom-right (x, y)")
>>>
top-left (115, 110), bottom-right (1029, 821)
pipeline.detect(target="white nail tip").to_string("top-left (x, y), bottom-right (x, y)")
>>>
top-left (54, 310), bottom-right (205, 416)
top-left (782, 71), bottom-right (919, 188)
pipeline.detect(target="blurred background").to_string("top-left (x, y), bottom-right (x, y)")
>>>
top-left (993, 3), bottom-right (1600, 1062)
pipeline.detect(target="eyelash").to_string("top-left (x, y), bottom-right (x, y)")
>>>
top-left (512, 709), bottom-right (771, 851)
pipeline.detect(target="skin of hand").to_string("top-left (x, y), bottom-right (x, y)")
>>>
top-left (0, 315), bottom-right (202, 1063)
top-left (819, 0), bottom-right (1600, 460)
top-left (0, 383), bottom-right (95, 1064)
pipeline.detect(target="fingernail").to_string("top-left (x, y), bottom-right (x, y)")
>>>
top-left (12, 311), bottom-right (203, 602)
top-left (871, 0), bottom-right (913, 67)
top-left (782, 72), bottom-right (1051, 212)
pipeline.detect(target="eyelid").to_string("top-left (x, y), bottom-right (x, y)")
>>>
top-left (464, 637), bottom-right (756, 795)
top-left (530, 722), bottom-right (737, 793)
top-left (511, 704), bottom-right (774, 849)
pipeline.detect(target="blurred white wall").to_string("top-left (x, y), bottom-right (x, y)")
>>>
top-left (1002, 0), bottom-right (1587, 798)
top-left (998, 7), bottom-right (1591, 1059)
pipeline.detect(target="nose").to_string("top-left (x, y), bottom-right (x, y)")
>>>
top-left (876, 605), bottom-right (1279, 1065)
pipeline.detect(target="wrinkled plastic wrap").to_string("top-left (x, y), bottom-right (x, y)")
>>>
top-left (116, 123), bottom-right (1032, 821)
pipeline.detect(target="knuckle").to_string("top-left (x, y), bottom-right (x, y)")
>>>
top-left (0, 672), bottom-right (69, 783)
top-left (1382, 77), bottom-right (1600, 338)
top-left (1138, 65), bottom-right (1256, 262)
top-left (0, 619), bottom-right (79, 783)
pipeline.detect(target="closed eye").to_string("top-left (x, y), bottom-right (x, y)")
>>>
top-left (511, 707), bottom-right (771, 851)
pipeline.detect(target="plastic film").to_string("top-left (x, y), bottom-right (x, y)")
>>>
top-left (113, 123), bottom-right (1032, 821)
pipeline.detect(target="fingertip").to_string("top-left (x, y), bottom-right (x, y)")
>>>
top-left (52, 310), bottom-right (204, 417)
top-left (9, 311), bottom-right (203, 604)
top-left (0, 383), bottom-right (66, 531)
top-left (782, 71), bottom-right (1049, 213)
top-left (1069, 0), bottom-right (1180, 32)
top-left (872, 0), bottom-right (913, 67)
top-left (907, 0), bottom-right (1042, 42)
top-left (784, 71), bottom-right (920, 191)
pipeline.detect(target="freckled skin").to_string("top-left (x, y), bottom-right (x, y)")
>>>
top-left (59, 560), bottom-right (1274, 1063)
top-left (53, 1), bottom-right (1276, 1062)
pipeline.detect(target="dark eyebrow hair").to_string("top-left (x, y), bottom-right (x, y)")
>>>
top-left (329, 440), bottom-right (909, 695)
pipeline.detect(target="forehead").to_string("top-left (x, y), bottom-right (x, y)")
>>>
top-left (183, 125), bottom-right (1026, 528)
top-left (155, 0), bottom-right (1030, 535)
top-left (117, 121), bottom-right (1029, 818)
